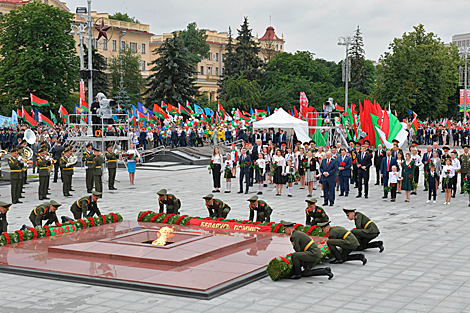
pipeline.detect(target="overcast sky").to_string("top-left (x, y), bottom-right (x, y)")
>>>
top-left (64, 0), bottom-right (468, 62)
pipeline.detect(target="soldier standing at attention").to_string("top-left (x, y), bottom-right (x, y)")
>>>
top-left (17, 146), bottom-right (26, 200)
top-left (459, 145), bottom-right (470, 194)
top-left (157, 189), bottom-right (181, 214)
top-left (8, 149), bottom-right (22, 204)
top-left (60, 148), bottom-right (74, 197)
top-left (247, 195), bottom-right (272, 222)
top-left (93, 147), bottom-right (103, 193)
top-left (105, 143), bottom-right (118, 190)
top-left (281, 220), bottom-right (333, 280)
top-left (203, 194), bottom-right (230, 218)
top-left (344, 208), bottom-right (384, 252)
top-left (318, 221), bottom-right (367, 265)
top-left (305, 198), bottom-right (329, 226)
top-left (37, 148), bottom-right (51, 200)
top-left (70, 191), bottom-right (102, 219)
top-left (82, 143), bottom-right (94, 193)
top-left (0, 201), bottom-right (12, 233)
top-left (28, 200), bottom-right (62, 227)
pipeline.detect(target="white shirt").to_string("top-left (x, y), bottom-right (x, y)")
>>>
top-left (411, 154), bottom-right (422, 166)
top-left (389, 171), bottom-right (399, 184)
top-left (272, 155), bottom-right (285, 169)
top-left (211, 153), bottom-right (222, 164)
top-left (440, 165), bottom-right (455, 182)
top-left (452, 158), bottom-right (461, 172)
top-left (256, 158), bottom-right (266, 175)
top-left (126, 149), bottom-right (140, 163)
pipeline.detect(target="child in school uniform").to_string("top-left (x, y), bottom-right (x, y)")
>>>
top-left (427, 164), bottom-right (439, 203)
top-left (222, 153), bottom-right (235, 193)
top-left (254, 152), bottom-right (266, 195)
top-left (388, 165), bottom-right (400, 202)
top-left (282, 159), bottom-right (296, 197)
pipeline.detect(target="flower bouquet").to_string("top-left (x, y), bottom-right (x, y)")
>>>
top-left (251, 163), bottom-right (263, 176)
top-left (463, 177), bottom-right (470, 194)
top-left (410, 174), bottom-right (417, 190)
top-left (444, 169), bottom-right (451, 186)
top-left (208, 160), bottom-right (214, 174)
top-left (270, 161), bottom-right (279, 176)
top-left (121, 153), bottom-right (135, 161)
top-left (224, 166), bottom-right (231, 178)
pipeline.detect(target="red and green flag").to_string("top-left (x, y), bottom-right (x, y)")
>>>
top-left (80, 98), bottom-right (89, 112)
top-left (153, 103), bottom-right (169, 119)
top-left (38, 110), bottom-right (54, 128)
top-left (30, 93), bottom-right (49, 107)
top-left (167, 103), bottom-right (179, 116)
top-left (218, 102), bottom-right (229, 117)
top-left (178, 103), bottom-right (191, 115)
top-left (411, 112), bottom-right (419, 134)
top-left (58, 105), bottom-right (69, 122)
top-left (22, 106), bottom-right (37, 127)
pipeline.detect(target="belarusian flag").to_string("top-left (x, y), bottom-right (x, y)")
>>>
top-left (335, 104), bottom-right (344, 112)
top-left (80, 98), bottom-right (89, 112)
top-left (411, 112), bottom-right (419, 134)
top-left (59, 105), bottom-right (69, 118)
top-left (38, 110), bottom-right (54, 128)
top-left (218, 102), bottom-right (229, 117)
top-left (167, 103), bottom-right (179, 115)
top-left (153, 103), bottom-right (169, 119)
top-left (186, 101), bottom-right (194, 114)
top-left (17, 108), bottom-right (23, 119)
top-left (178, 103), bottom-right (191, 115)
top-left (31, 94), bottom-right (49, 107)
top-left (22, 107), bottom-right (37, 127)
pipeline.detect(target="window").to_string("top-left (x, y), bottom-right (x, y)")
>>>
top-left (121, 40), bottom-right (126, 50)
top-left (131, 42), bottom-right (137, 52)
top-left (207, 67), bottom-right (212, 75)
top-left (141, 61), bottom-right (146, 71)
top-left (216, 53), bottom-right (218, 61)
top-left (276, 44), bottom-right (278, 50)
top-left (280, 45), bottom-right (282, 50)
top-left (112, 40), bottom-right (116, 51)
top-left (215, 67), bottom-right (218, 76)
top-left (102, 40), bottom-right (107, 50)
top-left (141, 43), bottom-right (146, 54)
top-left (200, 66), bottom-right (204, 75)
top-left (208, 53), bottom-right (211, 61)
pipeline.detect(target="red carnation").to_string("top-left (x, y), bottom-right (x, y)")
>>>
top-left (340, 162), bottom-right (346, 167)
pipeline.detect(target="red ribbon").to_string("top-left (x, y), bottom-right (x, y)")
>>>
top-left (216, 217), bottom-right (224, 221)
top-left (76, 219), bottom-right (86, 228)
top-left (306, 225), bottom-right (319, 235)
top-left (149, 213), bottom-right (165, 223)
top-left (175, 215), bottom-right (188, 225)
top-left (28, 228), bottom-right (37, 239)
top-left (272, 223), bottom-right (283, 233)
top-left (279, 256), bottom-right (290, 265)
top-left (14, 230), bottom-right (24, 242)
top-left (293, 224), bottom-right (302, 229)
top-left (267, 222), bottom-right (275, 226)
top-left (161, 214), bottom-right (176, 223)
top-left (138, 210), bottom-right (152, 222)
top-left (43, 226), bottom-right (51, 236)
top-left (2, 232), bottom-right (10, 245)
top-left (99, 215), bottom-right (107, 225)
top-left (109, 213), bottom-right (117, 223)
top-left (55, 222), bottom-right (62, 227)
top-left (87, 217), bottom-right (95, 227)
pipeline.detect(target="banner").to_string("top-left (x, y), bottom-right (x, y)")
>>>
top-left (460, 89), bottom-right (470, 112)
top-left (188, 218), bottom-right (273, 232)
top-left (0, 114), bottom-right (18, 127)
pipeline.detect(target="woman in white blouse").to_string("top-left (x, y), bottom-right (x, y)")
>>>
top-left (410, 148), bottom-right (422, 194)
top-left (127, 142), bottom-right (140, 185)
top-left (211, 147), bottom-right (223, 193)
top-left (396, 152), bottom-right (404, 193)
top-left (272, 148), bottom-right (285, 196)
top-left (451, 151), bottom-right (461, 198)
top-left (440, 158), bottom-right (455, 205)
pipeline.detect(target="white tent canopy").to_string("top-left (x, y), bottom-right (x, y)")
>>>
top-left (253, 108), bottom-right (310, 143)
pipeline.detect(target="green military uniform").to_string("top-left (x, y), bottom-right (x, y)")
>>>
top-left (29, 201), bottom-right (61, 227)
top-left (459, 148), bottom-right (470, 192)
top-left (203, 194), bottom-right (230, 218)
top-left (93, 149), bottom-right (103, 193)
top-left (0, 201), bottom-right (12, 233)
top-left (60, 153), bottom-right (74, 196)
top-left (281, 220), bottom-right (333, 279)
top-left (319, 222), bottom-right (366, 264)
top-left (18, 149), bottom-right (26, 199)
top-left (305, 199), bottom-right (329, 226)
top-left (346, 210), bottom-right (383, 252)
top-left (36, 152), bottom-right (51, 200)
top-left (83, 146), bottom-right (94, 193)
top-left (8, 152), bottom-right (22, 203)
top-left (105, 147), bottom-right (118, 190)
top-left (157, 189), bottom-right (181, 214)
top-left (70, 191), bottom-right (102, 219)
top-left (247, 196), bottom-right (272, 222)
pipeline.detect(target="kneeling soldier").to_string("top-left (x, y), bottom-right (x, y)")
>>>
top-left (281, 220), bottom-right (333, 280)
top-left (203, 194), bottom-right (230, 218)
top-left (0, 201), bottom-right (12, 233)
top-left (305, 198), bottom-right (329, 226)
top-left (29, 200), bottom-right (62, 227)
top-left (247, 195), bottom-right (272, 222)
top-left (318, 221), bottom-right (367, 265)
top-left (70, 191), bottom-right (102, 220)
top-left (344, 208), bottom-right (384, 252)
top-left (157, 189), bottom-right (181, 214)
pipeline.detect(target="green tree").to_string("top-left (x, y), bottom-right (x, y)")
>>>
top-left (373, 24), bottom-right (460, 119)
top-left (179, 22), bottom-right (210, 64)
top-left (0, 2), bottom-right (79, 113)
top-left (109, 12), bottom-right (140, 24)
top-left (83, 45), bottom-right (109, 96)
top-left (234, 17), bottom-right (262, 81)
top-left (218, 27), bottom-right (237, 96)
top-left (349, 26), bottom-right (371, 95)
top-left (109, 45), bottom-right (145, 105)
top-left (220, 74), bottom-right (261, 112)
top-left (144, 32), bottom-right (198, 106)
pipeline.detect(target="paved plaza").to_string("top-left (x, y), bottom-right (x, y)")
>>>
top-left (1, 160), bottom-right (470, 313)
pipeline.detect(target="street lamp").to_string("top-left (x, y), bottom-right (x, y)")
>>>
top-left (460, 45), bottom-right (469, 124)
top-left (338, 36), bottom-right (352, 113)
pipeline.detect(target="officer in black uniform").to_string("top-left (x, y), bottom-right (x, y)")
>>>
top-left (157, 189), bottom-right (181, 214)
top-left (247, 195), bottom-right (272, 222)
top-left (203, 194), bottom-right (230, 218)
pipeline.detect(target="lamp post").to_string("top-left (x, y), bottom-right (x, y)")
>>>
top-left (460, 46), bottom-right (469, 124)
top-left (338, 36), bottom-right (352, 113)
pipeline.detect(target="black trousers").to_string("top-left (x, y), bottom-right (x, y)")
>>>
top-left (391, 184), bottom-right (397, 199)
top-left (428, 183), bottom-right (437, 200)
top-left (352, 166), bottom-right (358, 185)
top-left (375, 166), bottom-right (382, 184)
top-left (357, 169), bottom-right (369, 196)
top-left (239, 170), bottom-right (250, 192)
top-left (212, 164), bottom-right (221, 188)
top-left (452, 175), bottom-right (458, 195)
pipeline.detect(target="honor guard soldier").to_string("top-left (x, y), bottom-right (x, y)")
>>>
top-left (318, 221), bottom-right (367, 265)
top-left (344, 209), bottom-right (384, 252)
top-left (93, 147), bottom-right (103, 193)
top-left (37, 148), bottom-right (51, 200)
top-left (157, 189), bottom-right (181, 214)
top-left (8, 148), bottom-right (22, 204)
top-left (203, 194), bottom-right (230, 218)
top-left (70, 191), bottom-right (102, 220)
top-left (281, 220), bottom-right (333, 280)
top-left (105, 143), bottom-right (118, 190)
top-left (83, 143), bottom-right (95, 193)
top-left (247, 195), bottom-right (272, 222)
top-left (0, 201), bottom-right (12, 233)
top-left (60, 148), bottom-right (74, 197)
top-left (28, 200), bottom-right (61, 227)
top-left (17, 146), bottom-right (26, 199)
top-left (305, 198), bottom-right (329, 226)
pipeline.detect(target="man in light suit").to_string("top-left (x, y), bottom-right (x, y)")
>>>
top-left (380, 150), bottom-right (397, 198)
top-left (320, 151), bottom-right (338, 206)
top-left (337, 148), bottom-right (352, 197)
top-left (238, 148), bottom-right (251, 194)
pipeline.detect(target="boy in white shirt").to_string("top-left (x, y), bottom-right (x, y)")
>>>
top-left (388, 165), bottom-right (400, 202)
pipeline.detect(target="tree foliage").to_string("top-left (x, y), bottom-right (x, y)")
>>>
top-left (144, 32), bottom-right (198, 106)
top-left (179, 22), bottom-right (210, 64)
top-left (109, 12), bottom-right (140, 24)
top-left (233, 17), bottom-right (262, 81)
top-left (0, 2), bottom-right (79, 113)
top-left (373, 24), bottom-right (460, 119)
top-left (83, 45), bottom-right (109, 96)
top-left (349, 26), bottom-right (371, 95)
top-left (220, 74), bottom-right (261, 112)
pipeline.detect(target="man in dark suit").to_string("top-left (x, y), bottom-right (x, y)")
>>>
top-left (277, 130), bottom-right (286, 148)
top-left (50, 141), bottom-right (64, 183)
top-left (380, 150), bottom-right (397, 198)
top-left (422, 146), bottom-right (433, 191)
top-left (425, 127), bottom-right (431, 145)
top-left (374, 145), bottom-right (386, 185)
top-left (337, 148), bottom-right (352, 197)
top-left (432, 142), bottom-right (442, 157)
top-left (320, 151), bottom-right (338, 206)
top-left (356, 146), bottom-right (372, 198)
top-left (417, 127), bottom-right (424, 145)
top-left (170, 127), bottom-right (178, 148)
top-left (238, 148), bottom-right (251, 194)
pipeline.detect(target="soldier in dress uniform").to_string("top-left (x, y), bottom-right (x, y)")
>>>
top-left (60, 148), bottom-right (74, 197)
top-left (247, 195), bottom-right (272, 222)
top-left (459, 145), bottom-right (470, 194)
top-left (203, 194), bottom-right (230, 218)
top-left (344, 208), bottom-right (384, 252)
top-left (281, 220), bottom-right (333, 280)
top-left (157, 189), bottom-right (181, 214)
top-left (8, 149), bottom-right (22, 204)
top-left (70, 191), bottom-right (102, 219)
top-left (17, 146), bottom-right (26, 199)
top-left (82, 143), bottom-right (95, 193)
top-left (93, 147), bottom-right (103, 193)
top-left (105, 143), bottom-right (118, 190)
top-left (36, 148), bottom-right (51, 200)
top-left (308, 140), bottom-right (317, 153)
top-left (28, 200), bottom-right (61, 227)
top-left (305, 198), bottom-right (329, 226)
top-left (0, 201), bottom-right (12, 233)
top-left (318, 221), bottom-right (367, 265)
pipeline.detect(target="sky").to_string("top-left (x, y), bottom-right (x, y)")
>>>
top-left (63, 0), bottom-right (469, 62)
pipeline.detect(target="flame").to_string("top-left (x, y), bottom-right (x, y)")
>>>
top-left (151, 226), bottom-right (174, 245)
